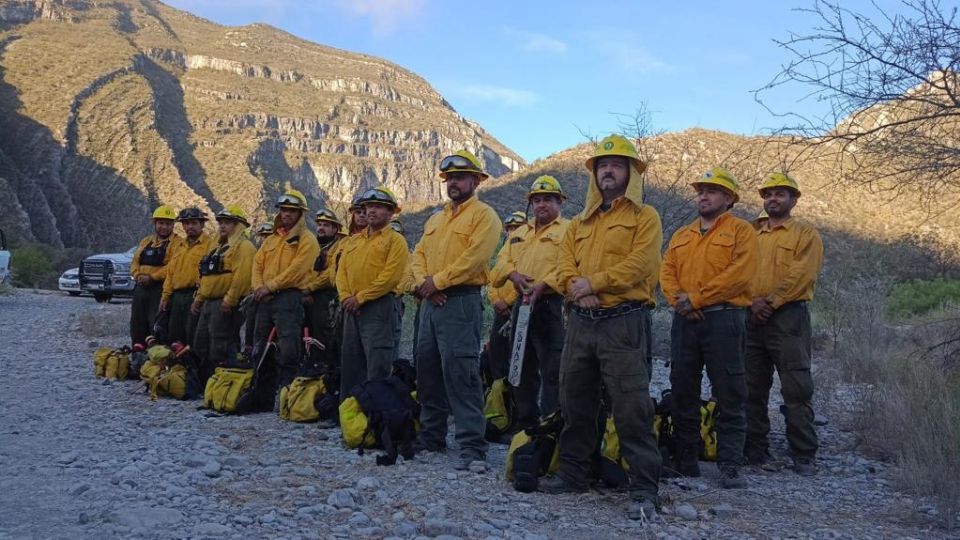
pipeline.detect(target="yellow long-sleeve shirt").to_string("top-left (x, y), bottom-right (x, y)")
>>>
top-left (196, 231), bottom-right (257, 307)
top-left (252, 215), bottom-right (320, 292)
top-left (395, 257), bottom-right (416, 296)
top-left (488, 239), bottom-right (519, 307)
top-left (161, 234), bottom-right (215, 301)
top-left (411, 196), bottom-right (502, 290)
top-left (660, 212), bottom-right (758, 309)
top-left (555, 199), bottom-right (663, 308)
top-left (131, 234), bottom-right (185, 283)
top-left (303, 237), bottom-right (347, 293)
top-left (336, 227), bottom-right (409, 304)
top-left (491, 217), bottom-right (569, 293)
top-left (753, 217), bottom-right (823, 308)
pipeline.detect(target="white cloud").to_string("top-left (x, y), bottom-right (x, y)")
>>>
top-left (587, 33), bottom-right (670, 74)
top-left (326, 0), bottom-right (427, 37)
top-left (504, 27), bottom-right (568, 54)
top-left (458, 85), bottom-right (539, 107)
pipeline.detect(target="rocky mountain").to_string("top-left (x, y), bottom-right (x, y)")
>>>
top-left (0, 0), bottom-right (524, 250)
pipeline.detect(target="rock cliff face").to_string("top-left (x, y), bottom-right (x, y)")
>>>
top-left (0, 0), bottom-right (524, 249)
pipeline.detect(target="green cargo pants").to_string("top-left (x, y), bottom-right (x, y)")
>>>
top-left (340, 294), bottom-right (399, 397)
top-left (669, 309), bottom-right (748, 466)
top-left (745, 302), bottom-right (818, 458)
top-left (557, 308), bottom-right (660, 501)
top-left (252, 289), bottom-right (304, 395)
top-left (193, 297), bottom-right (242, 384)
top-left (306, 288), bottom-right (339, 378)
top-left (130, 282), bottom-right (162, 345)
top-left (166, 288), bottom-right (198, 346)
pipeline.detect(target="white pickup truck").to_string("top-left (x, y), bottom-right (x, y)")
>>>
top-left (78, 247), bottom-right (137, 303)
top-left (0, 229), bottom-right (10, 286)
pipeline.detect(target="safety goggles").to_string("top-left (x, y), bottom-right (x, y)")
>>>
top-left (276, 194), bottom-right (304, 207)
top-left (315, 209), bottom-right (339, 222)
top-left (439, 154), bottom-right (481, 173)
top-left (360, 189), bottom-right (396, 206)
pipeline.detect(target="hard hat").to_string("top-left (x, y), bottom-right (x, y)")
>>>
top-left (215, 205), bottom-right (250, 226)
top-left (176, 207), bottom-right (208, 222)
top-left (337, 223), bottom-right (349, 236)
top-left (691, 167), bottom-right (740, 203)
top-left (503, 211), bottom-right (527, 227)
top-left (315, 208), bottom-right (343, 227)
top-left (389, 218), bottom-right (404, 234)
top-left (757, 209), bottom-right (769, 220)
top-left (527, 175), bottom-right (566, 200)
top-left (152, 205), bottom-right (177, 221)
top-left (584, 135), bottom-right (647, 175)
top-left (276, 189), bottom-right (308, 211)
top-left (348, 195), bottom-right (364, 212)
top-left (359, 186), bottom-right (401, 212)
top-left (255, 223), bottom-right (274, 236)
top-left (438, 150), bottom-right (489, 181)
top-left (759, 172), bottom-right (801, 197)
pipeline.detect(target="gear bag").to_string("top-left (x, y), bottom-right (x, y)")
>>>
top-left (278, 376), bottom-right (338, 423)
top-left (203, 328), bottom-right (277, 414)
top-left (505, 412), bottom-right (563, 493)
top-left (93, 346), bottom-right (131, 380)
top-left (652, 389), bottom-right (718, 463)
top-left (143, 346), bottom-right (201, 400)
top-left (483, 378), bottom-right (514, 442)
top-left (339, 376), bottom-right (420, 466)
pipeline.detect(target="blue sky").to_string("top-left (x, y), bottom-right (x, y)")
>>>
top-left (166, 0), bottom-right (902, 162)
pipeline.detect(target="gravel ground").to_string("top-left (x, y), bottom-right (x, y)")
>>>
top-left (0, 290), bottom-right (952, 539)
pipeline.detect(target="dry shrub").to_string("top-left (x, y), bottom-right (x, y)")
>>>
top-left (78, 309), bottom-right (127, 338)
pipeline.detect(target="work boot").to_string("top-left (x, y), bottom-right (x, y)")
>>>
top-left (454, 457), bottom-right (487, 472)
top-left (410, 439), bottom-right (446, 455)
top-left (792, 456), bottom-right (817, 477)
top-left (626, 497), bottom-right (658, 522)
top-left (538, 475), bottom-right (587, 494)
top-left (744, 446), bottom-right (770, 466)
top-left (664, 447), bottom-right (701, 478)
top-left (719, 465), bottom-right (747, 489)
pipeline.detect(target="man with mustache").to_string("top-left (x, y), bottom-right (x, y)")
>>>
top-left (160, 207), bottom-right (214, 346)
top-left (744, 173), bottom-right (823, 476)
top-left (410, 150), bottom-right (502, 471)
top-left (660, 167), bottom-right (758, 489)
top-left (540, 136), bottom-right (662, 523)
top-left (491, 177), bottom-right (569, 429)
top-left (130, 205), bottom-right (184, 346)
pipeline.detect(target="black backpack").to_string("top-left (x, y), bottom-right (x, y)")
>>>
top-left (350, 376), bottom-right (420, 466)
top-left (507, 412), bottom-right (564, 493)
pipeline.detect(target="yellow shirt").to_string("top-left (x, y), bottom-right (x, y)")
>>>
top-left (411, 196), bottom-right (502, 290)
top-left (753, 217), bottom-right (823, 308)
top-left (196, 233), bottom-right (257, 307)
top-left (131, 234), bottom-right (185, 283)
top-left (303, 237), bottom-right (347, 293)
top-left (555, 199), bottom-right (663, 308)
top-left (252, 215), bottom-right (320, 292)
top-left (161, 234), bottom-right (215, 301)
top-left (395, 257), bottom-right (416, 296)
top-left (491, 217), bottom-right (569, 294)
top-left (336, 227), bottom-right (409, 304)
top-left (488, 239), bottom-right (519, 307)
top-left (660, 212), bottom-right (758, 309)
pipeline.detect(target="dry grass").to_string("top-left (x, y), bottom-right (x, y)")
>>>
top-left (78, 309), bottom-right (127, 338)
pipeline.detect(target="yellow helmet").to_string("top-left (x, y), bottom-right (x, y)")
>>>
top-left (527, 175), bottom-right (566, 201)
top-left (503, 211), bottom-right (527, 227)
top-left (337, 223), bottom-right (349, 237)
top-left (759, 172), bottom-right (801, 197)
top-left (389, 218), bottom-right (404, 234)
top-left (215, 205), bottom-right (250, 227)
top-left (315, 207), bottom-right (343, 227)
top-left (152, 205), bottom-right (177, 221)
top-left (584, 135), bottom-right (647, 175)
top-left (359, 186), bottom-right (401, 212)
top-left (691, 167), bottom-right (740, 203)
top-left (438, 150), bottom-right (489, 181)
top-left (276, 189), bottom-right (308, 211)
top-left (255, 222), bottom-right (274, 236)
top-left (757, 209), bottom-right (769, 220)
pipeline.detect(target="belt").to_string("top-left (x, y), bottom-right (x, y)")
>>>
top-left (571, 301), bottom-right (651, 320)
top-left (441, 285), bottom-right (481, 297)
top-left (173, 287), bottom-right (197, 294)
top-left (779, 300), bottom-right (808, 310)
top-left (699, 303), bottom-right (747, 314)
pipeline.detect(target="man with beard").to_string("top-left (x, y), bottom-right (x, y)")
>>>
top-left (744, 173), bottom-right (823, 476)
top-left (192, 206), bottom-right (256, 382)
top-left (160, 208), bottom-right (214, 346)
top-left (660, 167), bottom-right (758, 489)
top-left (130, 205), bottom-right (185, 346)
top-left (301, 208), bottom-right (347, 380)
top-left (252, 190), bottom-right (321, 400)
top-left (336, 187), bottom-right (408, 395)
top-left (539, 136), bottom-right (662, 522)
top-left (411, 150), bottom-right (502, 471)
top-left (491, 177), bottom-right (569, 428)
top-left (486, 211), bottom-right (527, 382)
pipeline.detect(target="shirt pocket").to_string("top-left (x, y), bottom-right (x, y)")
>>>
top-left (572, 225), bottom-right (594, 264)
top-left (706, 233), bottom-right (736, 268)
top-left (604, 222), bottom-right (636, 256)
top-left (774, 242), bottom-right (795, 273)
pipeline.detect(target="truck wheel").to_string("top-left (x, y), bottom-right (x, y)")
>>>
top-left (94, 293), bottom-right (112, 303)
top-left (68, 291), bottom-right (81, 296)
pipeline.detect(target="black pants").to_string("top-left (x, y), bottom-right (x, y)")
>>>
top-left (252, 289), bottom-right (305, 396)
top-left (130, 282), bottom-right (162, 346)
top-left (167, 288), bottom-right (198, 346)
top-left (511, 295), bottom-right (565, 427)
top-left (194, 298), bottom-right (242, 384)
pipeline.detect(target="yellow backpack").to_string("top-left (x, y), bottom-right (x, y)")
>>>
top-left (149, 364), bottom-right (188, 400)
top-left (338, 396), bottom-right (377, 448)
top-left (598, 415), bottom-right (631, 488)
top-left (93, 347), bottom-right (130, 380)
top-left (93, 347), bottom-right (111, 378)
top-left (203, 367), bottom-right (255, 413)
top-left (699, 399), bottom-right (719, 461)
top-left (504, 412), bottom-right (562, 493)
top-left (483, 378), bottom-right (513, 441)
top-left (279, 376), bottom-right (337, 423)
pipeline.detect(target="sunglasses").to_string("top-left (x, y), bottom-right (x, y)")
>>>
top-left (439, 155), bottom-right (481, 172)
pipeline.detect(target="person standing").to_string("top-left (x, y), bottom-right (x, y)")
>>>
top-left (192, 205), bottom-right (256, 382)
top-left (160, 207), bottom-right (214, 346)
top-left (336, 187), bottom-right (408, 395)
top-left (744, 173), bottom-right (824, 476)
top-left (660, 167), bottom-right (758, 489)
top-left (491, 177), bottom-right (569, 428)
top-left (130, 205), bottom-right (184, 346)
top-left (301, 207), bottom-right (347, 378)
top-left (410, 150), bottom-right (501, 470)
top-left (486, 211), bottom-right (526, 382)
top-left (538, 135), bottom-right (662, 522)
top-left (251, 190), bottom-right (320, 397)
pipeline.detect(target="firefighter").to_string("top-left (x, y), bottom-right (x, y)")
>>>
top-left (485, 211), bottom-right (527, 383)
top-left (301, 207), bottom-right (348, 381)
top-left (159, 207), bottom-right (214, 346)
top-left (130, 205), bottom-right (184, 346)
